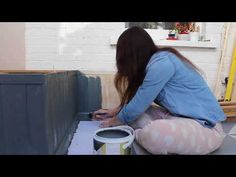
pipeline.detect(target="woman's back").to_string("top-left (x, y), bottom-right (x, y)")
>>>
top-left (150, 51), bottom-right (226, 127)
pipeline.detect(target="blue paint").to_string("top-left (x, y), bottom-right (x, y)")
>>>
top-left (0, 71), bottom-right (78, 154)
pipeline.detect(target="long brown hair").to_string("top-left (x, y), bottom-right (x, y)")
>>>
top-left (115, 26), bottom-right (200, 108)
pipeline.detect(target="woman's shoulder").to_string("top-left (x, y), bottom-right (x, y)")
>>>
top-left (151, 51), bottom-right (171, 60)
top-left (148, 51), bottom-right (173, 66)
top-left (147, 51), bottom-right (175, 71)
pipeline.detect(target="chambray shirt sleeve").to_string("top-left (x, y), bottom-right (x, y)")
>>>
top-left (117, 57), bottom-right (175, 124)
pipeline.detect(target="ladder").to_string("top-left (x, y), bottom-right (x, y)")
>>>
top-left (220, 41), bottom-right (236, 122)
top-left (224, 43), bottom-right (236, 101)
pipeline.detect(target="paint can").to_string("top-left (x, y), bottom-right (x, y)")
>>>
top-left (93, 126), bottom-right (135, 155)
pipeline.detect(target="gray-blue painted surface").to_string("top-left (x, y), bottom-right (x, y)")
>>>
top-left (77, 71), bottom-right (102, 120)
top-left (0, 71), bottom-right (78, 155)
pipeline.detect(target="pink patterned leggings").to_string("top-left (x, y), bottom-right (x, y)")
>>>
top-left (131, 106), bottom-right (225, 155)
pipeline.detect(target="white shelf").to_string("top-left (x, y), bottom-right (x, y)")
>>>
top-left (155, 40), bottom-right (217, 49)
top-left (110, 37), bottom-right (217, 49)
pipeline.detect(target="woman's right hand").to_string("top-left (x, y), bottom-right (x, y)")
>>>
top-left (93, 107), bottom-right (120, 120)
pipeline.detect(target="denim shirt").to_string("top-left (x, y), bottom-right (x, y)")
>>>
top-left (117, 51), bottom-right (226, 128)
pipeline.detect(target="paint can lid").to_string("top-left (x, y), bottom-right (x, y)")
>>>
top-left (96, 129), bottom-right (129, 139)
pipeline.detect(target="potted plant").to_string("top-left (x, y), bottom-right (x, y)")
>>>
top-left (189, 22), bottom-right (200, 41)
top-left (174, 22), bottom-right (190, 41)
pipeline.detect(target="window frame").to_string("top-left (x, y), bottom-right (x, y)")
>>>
top-left (123, 22), bottom-right (205, 40)
top-left (110, 22), bottom-right (216, 49)
top-left (123, 22), bottom-right (170, 40)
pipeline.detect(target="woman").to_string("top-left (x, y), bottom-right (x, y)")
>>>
top-left (93, 26), bottom-right (226, 155)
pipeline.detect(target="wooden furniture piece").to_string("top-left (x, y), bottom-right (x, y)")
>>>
top-left (0, 70), bottom-right (78, 154)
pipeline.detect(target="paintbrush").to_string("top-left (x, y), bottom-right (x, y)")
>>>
top-left (78, 111), bottom-right (112, 119)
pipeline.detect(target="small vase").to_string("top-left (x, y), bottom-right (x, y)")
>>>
top-left (190, 32), bottom-right (199, 41)
top-left (177, 33), bottom-right (190, 41)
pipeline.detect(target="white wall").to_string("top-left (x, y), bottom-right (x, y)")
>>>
top-left (0, 22), bottom-right (25, 69)
top-left (25, 22), bottom-right (236, 98)
top-left (25, 22), bottom-right (123, 71)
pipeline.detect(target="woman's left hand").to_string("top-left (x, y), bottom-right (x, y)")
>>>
top-left (100, 116), bottom-right (123, 128)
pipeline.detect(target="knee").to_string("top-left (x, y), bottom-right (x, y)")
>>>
top-left (135, 120), bottom-right (170, 154)
top-left (131, 113), bottom-right (153, 129)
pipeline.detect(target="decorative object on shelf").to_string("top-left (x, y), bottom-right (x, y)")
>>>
top-left (174, 22), bottom-right (190, 41)
top-left (189, 22), bottom-right (200, 41)
top-left (166, 29), bottom-right (177, 40)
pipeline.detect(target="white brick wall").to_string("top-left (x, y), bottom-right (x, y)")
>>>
top-left (25, 22), bottom-right (123, 71)
top-left (25, 22), bottom-right (236, 98)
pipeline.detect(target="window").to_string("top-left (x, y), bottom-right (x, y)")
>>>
top-left (124, 22), bottom-right (175, 41)
top-left (111, 22), bottom-right (214, 48)
top-left (125, 22), bottom-right (175, 30)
